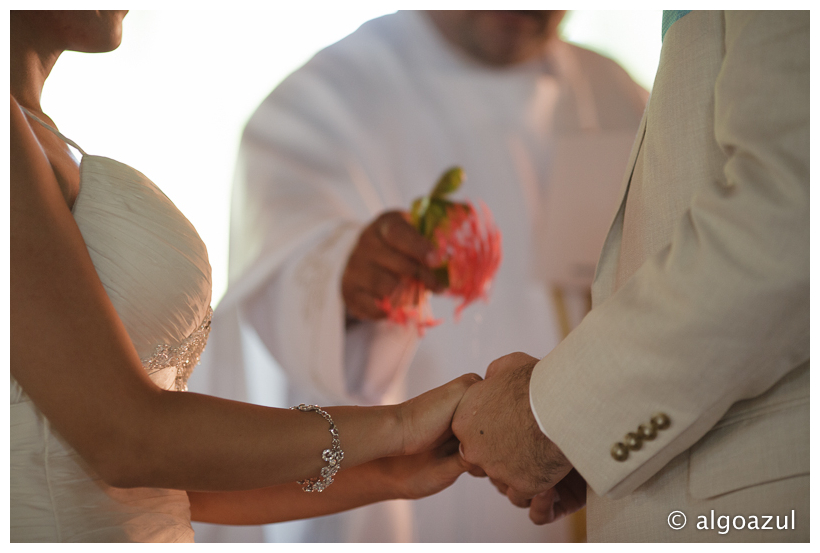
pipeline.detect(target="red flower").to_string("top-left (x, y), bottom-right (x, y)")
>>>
top-left (378, 201), bottom-right (502, 335)
top-left (434, 201), bottom-right (502, 319)
top-left (376, 279), bottom-right (442, 335)
top-left (377, 167), bottom-right (502, 335)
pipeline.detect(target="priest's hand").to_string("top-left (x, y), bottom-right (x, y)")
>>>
top-left (342, 210), bottom-right (443, 321)
top-left (452, 352), bottom-right (574, 514)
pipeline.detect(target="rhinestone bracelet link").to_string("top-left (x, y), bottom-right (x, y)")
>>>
top-left (290, 404), bottom-right (344, 492)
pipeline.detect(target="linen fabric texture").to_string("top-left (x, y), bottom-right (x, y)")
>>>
top-left (530, 10), bottom-right (809, 542)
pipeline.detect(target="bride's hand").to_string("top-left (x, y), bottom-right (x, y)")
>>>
top-left (372, 436), bottom-right (473, 500)
top-left (397, 373), bottom-right (482, 456)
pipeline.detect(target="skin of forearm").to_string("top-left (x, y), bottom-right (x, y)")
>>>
top-left (107, 391), bottom-right (403, 492)
top-left (110, 367), bottom-right (469, 492)
top-left (187, 459), bottom-right (399, 525)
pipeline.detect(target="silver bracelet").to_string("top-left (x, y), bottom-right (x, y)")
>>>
top-left (290, 404), bottom-right (344, 492)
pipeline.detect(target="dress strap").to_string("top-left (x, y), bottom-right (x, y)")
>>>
top-left (19, 106), bottom-right (88, 156)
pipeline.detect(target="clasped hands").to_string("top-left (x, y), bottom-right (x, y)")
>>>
top-left (398, 353), bottom-right (584, 524)
top-left (450, 352), bottom-right (586, 524)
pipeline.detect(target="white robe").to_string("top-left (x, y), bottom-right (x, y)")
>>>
top-left (188, 11), bottom-right (647, 543)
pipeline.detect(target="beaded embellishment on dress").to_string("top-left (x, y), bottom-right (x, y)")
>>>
top-left (141, 307), bottom-right (212, 391)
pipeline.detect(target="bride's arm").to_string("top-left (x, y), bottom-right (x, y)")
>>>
top-left (188, 439), bottom-right (471, 525)
top-left (11, 95), bottom-right (478, 492)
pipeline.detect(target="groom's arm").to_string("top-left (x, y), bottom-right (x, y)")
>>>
top-left (527, 9), bottom-right (809, 501)
top-left (454, 10), bottom-right (808, 513)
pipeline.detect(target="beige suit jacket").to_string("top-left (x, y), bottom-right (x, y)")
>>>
top-left (530, 11), bottom-right (809, 541)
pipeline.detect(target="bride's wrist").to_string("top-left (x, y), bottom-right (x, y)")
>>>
top-left (323, 405), bottom-right (404, 467)
top-left (394, 399), bottom-right (419, 456)
top-left (382, 404), bottom-right (406, 458)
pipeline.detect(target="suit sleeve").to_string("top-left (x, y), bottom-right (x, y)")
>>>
top-left (529, 11), bottom-right (809, 498)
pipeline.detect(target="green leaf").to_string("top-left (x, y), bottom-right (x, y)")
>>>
top-left (410, 196), bottom-right (429, 231)
top-left (410, 167), bottom-right (466, 238)
top-left (431, 166), bottom-right (465, 198)
top-left (423, 200), bottom-right (448, 238)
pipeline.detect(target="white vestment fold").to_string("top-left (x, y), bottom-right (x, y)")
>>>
top-left (189, 11), bottom-right (647, 542)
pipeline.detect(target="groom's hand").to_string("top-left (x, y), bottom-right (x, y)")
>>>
top-left (452, 352), bottom-right (574, 510)
top-left (528, 468), bottom-right (587, 524)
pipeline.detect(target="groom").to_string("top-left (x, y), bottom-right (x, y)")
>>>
top-left (453, 10), bottom-right (809, 542)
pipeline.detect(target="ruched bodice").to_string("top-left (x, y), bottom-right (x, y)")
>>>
top-left (76, 155), bottom-right (211, 357)
top-left (11, 113), bottom-right (212, 542)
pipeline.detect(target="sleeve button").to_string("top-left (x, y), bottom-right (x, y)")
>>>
top-left (651, 412), bottom-right (671, 430)
top-left (611, 442), bottom-right (629, 461)
top-left (624, 432), bottom-right (643, 450)
top-left (638, 423), bottom-right (657, 440)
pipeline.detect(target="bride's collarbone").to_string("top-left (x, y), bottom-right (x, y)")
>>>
top-left (32, 124), bottom-right (81, 210)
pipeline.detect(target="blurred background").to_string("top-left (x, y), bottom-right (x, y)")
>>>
top-left (43, 10), bottom-right (663, 306)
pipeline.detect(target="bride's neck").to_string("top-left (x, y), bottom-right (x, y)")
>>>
top-left (10, 15), bottom-right (63, 115)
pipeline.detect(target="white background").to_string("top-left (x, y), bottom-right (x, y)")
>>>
top-left (42, 9), bottom-right (663, 305)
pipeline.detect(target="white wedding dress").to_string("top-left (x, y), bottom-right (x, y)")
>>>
top-left (10, 111), bottom-right (212, 542)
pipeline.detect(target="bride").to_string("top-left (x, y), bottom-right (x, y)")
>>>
top-left (10, 10), bottom-right (479, 542)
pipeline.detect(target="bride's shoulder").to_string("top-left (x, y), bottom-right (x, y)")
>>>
top-left (10, 96), bottom-right (81, 209)
top-left (10, 95), bottom-right (56, 195)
